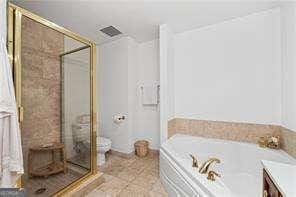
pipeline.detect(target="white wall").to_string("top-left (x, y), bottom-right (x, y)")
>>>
top-left (99, 8), bottom-right (289, 152)
top-left (174, 9), bottom-right (282, 125)
top-left (159, 24), bottom-right (175, 144)
top-left (167, 30), bottom-right (175, 121)
top-left (134, 40), bottom-right (160, 149)
top-left (99, 37), bottom-right (160, 152)
top-left (281, 3), bottom-right (296, 131)
top-left (98, 37), bottom-right (131, 153)
top-left (127, 37), bottom-right (138, 152)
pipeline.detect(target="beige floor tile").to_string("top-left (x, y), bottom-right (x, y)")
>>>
top-left (149, 157), bottom-right (159, 168)
top-left (118, 184), bottom-right (149, 197)
top-left (147, 161), bottom-right (158, 169)
top-left (118, 184), bottom-right (168, 197)
top-left (137, 154), bottom-right (157, 164)
top-left (96, 174), bottom-right (128, 197)
top-left (131, 168), bottom-right (158, 191)
top-left (145, 165), bottom-right (159, 176)
top-left (116, 167), bottom-right (139, 182)
top-left (148, 190), bottom-right (168, 197)
top-left (86, 189), bottom-right (111, 197)
top-left (104, 154), bottom-right (124, 166)
top-left (105, 154), bottom-right (138, 168)
top-left (90, 152), bottom-right (167, 197)
top-left (120, 156), bottom-right (138, 167)
top-left (128, 160), bottom-right (150, 174)
top-left (102, 163), bottom-right (126, 177)
top-left (151, 179), bottom-right (167, 195)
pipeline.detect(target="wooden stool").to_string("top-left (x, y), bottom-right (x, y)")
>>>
top-left (28, 143), bottom-right (67, 178)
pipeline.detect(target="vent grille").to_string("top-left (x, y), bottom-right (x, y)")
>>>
top-left (100, 26), bottom-right (122, 37)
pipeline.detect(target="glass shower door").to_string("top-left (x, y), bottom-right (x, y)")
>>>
top-left (61, 45), bottom-right (91, 170)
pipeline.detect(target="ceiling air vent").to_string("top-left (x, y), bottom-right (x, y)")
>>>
top-left (100, 26), bottom-right (122, 37)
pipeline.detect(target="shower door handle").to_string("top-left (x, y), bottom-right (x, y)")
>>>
top-left (18, 106), bottom-right (24, 122)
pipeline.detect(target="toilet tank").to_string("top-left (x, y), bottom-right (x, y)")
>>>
top-left (72, 123), bottom-right (90, 143)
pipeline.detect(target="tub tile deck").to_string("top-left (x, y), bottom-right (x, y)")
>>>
top-left (87, 152), bottom-right (168, 197)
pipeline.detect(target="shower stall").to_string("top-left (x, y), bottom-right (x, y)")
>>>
top-left (7, 3), bottom-right (97, 196)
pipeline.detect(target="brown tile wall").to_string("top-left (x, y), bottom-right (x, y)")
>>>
top-left (168, 118), bottom-right (281, 144)
top-left (21, 16), bottom-right (64, 176)
top-left (281, 127), bottom-right (296, 158)
top-left (168, 118), bottom-right (296, 158)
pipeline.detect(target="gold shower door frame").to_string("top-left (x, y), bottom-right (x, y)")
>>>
top-left (7, 3), bottom-right (98, 196)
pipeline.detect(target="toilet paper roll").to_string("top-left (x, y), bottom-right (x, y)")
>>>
top-left (113, 115), bottom-right (125, 124)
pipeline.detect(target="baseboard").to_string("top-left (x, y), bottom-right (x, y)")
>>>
top-left (110, 149), bottom-right (135, 158)
top-left (110, 148), bottom-right (159, 158)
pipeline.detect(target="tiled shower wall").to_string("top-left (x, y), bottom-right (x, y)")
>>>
top-left (21, 16), bottom-right (64, 175)
top-left (168, 118), bottom-right (296, 158)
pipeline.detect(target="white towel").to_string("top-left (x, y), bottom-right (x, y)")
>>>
top-left (142, 85), bottom-right (158, 105)
top-left (0, 0), bottom-right (24, 187)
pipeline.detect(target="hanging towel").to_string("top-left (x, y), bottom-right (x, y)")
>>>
top-left (0, 0), bottom-right (24, 187)
top-left (142, 85), bottom-right (158, 105)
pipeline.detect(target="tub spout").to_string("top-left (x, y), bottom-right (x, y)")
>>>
top-left (199, 158), bottom-right (220, 174)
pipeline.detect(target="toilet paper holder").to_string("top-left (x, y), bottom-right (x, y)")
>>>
top-left (113, 115), bottom-right (125, 124)
top-left (118, 115), bottom-right (125, 120)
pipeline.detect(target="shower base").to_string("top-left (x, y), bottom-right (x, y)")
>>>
top-left (25, 163), bottom-right (88, 197)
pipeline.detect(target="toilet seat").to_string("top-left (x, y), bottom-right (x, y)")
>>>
top-left (72, 123), bottom-right (90, 142)
top-left (97, 137), bottom-right (111, 147)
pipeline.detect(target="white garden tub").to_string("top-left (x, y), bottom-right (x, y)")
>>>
top-left (160, 134), bottom-right (296, 197)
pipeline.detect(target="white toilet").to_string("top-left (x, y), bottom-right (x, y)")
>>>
top-left (72, 115), bottom-right (112, 166)
top-left (97, 136), bottom-right (112, 166)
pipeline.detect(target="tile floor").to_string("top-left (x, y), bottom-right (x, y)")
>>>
top-left (87, 152), bottom-right (168, 197)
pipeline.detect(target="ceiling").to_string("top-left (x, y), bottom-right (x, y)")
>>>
top-left (12, 1), bottom-right (281, 44)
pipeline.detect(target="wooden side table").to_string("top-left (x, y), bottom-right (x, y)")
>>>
top-left (28, 143), bottom-right (67, 178)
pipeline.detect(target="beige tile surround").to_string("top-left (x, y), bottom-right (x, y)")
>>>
top-left (21, 16), bottom-right (64, 176)
top-left (168, 118), bottom-right (296, 158)
top-left (281, 127), bottom-right (296, 158)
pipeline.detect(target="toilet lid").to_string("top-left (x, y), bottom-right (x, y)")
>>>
top-left (97, 137), bottom-right (111, 147)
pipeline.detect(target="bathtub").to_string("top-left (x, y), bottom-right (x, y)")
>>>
top-left (160, 134), bottom-right (296, 197)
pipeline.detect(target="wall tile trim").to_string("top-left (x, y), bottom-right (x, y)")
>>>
top-left (168, 118), bottom-right (296, 158)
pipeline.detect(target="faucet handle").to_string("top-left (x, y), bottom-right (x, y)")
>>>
top-left (189, 154), bottom-right (198, 168)
top-left (207, 170), bottom-right (221, 181)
